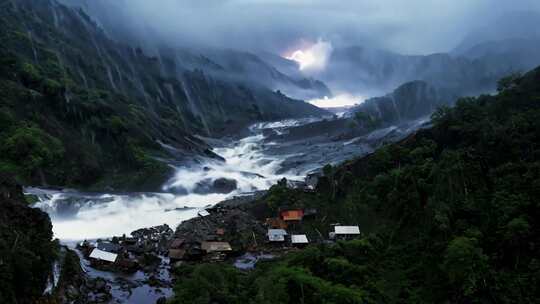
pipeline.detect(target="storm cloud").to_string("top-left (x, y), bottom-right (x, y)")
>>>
top-left (68, 0), bottom-right (540, 55)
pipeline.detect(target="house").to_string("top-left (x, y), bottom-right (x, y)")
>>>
top-left (335, 226), bottom-right (360, 235)
top-left (280, 209), bottom-right (304, 221)
top-left (89, 248), bottom-right (118, 263)
top-left (201, 241), bottom-right (233, 253)
top-left (198, 209), bottom-right (210, 217)
top-left (330, 226), bottom-right (360, 240)
top-left (168, 249), bottom-right (186, 262)
top-left (303, 208), bottom-right (318, 218)
top-left (266, 217), bottom-right (288, 229)
top-left (268, 229), bottom-right (287, 242)
top-left (291, 234), bottom-right (309, 245)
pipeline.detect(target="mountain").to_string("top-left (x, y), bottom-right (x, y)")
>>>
top-left (169, 65), bottom-right (540, 303)
top-left (0, 0), bottom-right (327, 190)
top-left (348, 80), bottom-right (458, 126)
top-left (322, 45), bottom-right (520, 97)
top-left (57, 0), bottom-right (332, 101)
top-left (319, 11), bottom-right (540, 99)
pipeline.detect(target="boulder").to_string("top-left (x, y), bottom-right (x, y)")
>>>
top-left (212, 178), bottom-right (237, 193)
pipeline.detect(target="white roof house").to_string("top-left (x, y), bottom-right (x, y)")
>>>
top-left (268, 229), bottom-right (287, 242)
top-left (198, 209), bottom-right (210, 217)
top-left (291, 234), bottom-right (309, 244)
top-left (89, 248), bottom-right (118, 263)
top-left (334, 226), bottom-right (360, 235)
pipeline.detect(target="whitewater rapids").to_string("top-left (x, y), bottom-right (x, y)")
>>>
top-left (29, 116), bottom-right (428, 240)
top-left (28, 120), bottom-right (309, 240)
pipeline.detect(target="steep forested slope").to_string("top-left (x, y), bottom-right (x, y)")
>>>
top-left (0, 0), bottom-right (326, 190)
top-left (170, 67), bottom-right (540, 303)
top-left (0, 174), bottom-right (57, 304)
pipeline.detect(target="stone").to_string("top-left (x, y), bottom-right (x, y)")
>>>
top-left (212, 178), bottom-right (237, 193)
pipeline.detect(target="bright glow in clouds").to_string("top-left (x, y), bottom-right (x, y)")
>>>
top-left (286, 39), bottom-right (333, 72)
top-left (308, 93), bottom-right (364, 108)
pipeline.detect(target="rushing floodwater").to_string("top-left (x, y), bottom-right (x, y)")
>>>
top-left (28, 120), bottom-right (313, 240)
top-left (29, 116), bottom-right (428, 241)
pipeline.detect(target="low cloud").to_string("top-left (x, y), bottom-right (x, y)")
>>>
top-left (69, 0), bottom-right (540, 55)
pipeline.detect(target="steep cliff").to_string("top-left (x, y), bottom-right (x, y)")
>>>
top-left (350, 80), bottom-right (458, 126)
top-left (0, 174), bottom-right (57, 304)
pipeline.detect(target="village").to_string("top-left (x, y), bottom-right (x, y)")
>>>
top-left (77, 191), bottom-right (362, 284)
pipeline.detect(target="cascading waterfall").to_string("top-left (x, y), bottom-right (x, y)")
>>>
top-left (77, 66), bottom-right (89, 88)
top-left (49, 1), bottom-right (60, 28)
top-left (77, 11), bottom-right (119, 93)
top-left (164, 83), bottom-right (188, 129)
top-left (390, 95), bottom-right (402, 122)
top-left (105, 64), bottom-right (117, 90)
top-left (180, 78), bottom-right (211, 135)
top-left (26, 30), bottom-right (39, 63)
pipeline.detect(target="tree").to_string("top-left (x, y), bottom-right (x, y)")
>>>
top-left (442, 237), bottom-right (488, 297)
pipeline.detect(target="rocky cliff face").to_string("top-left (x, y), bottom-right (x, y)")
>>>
top-left (0, 174), bottom-right (56, 304)
top-left (350, 81), bottom-right (457, 126)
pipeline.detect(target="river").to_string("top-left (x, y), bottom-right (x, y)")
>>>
top-left (28, 116), bottom-right (429, 241)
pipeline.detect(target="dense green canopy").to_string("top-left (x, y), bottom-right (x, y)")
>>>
top-left (170, 68), bottom-right (540, 303)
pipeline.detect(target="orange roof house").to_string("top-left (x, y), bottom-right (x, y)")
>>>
top-left (280, 209), bottom-right (304, 221)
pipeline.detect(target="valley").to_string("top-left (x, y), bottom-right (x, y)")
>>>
top-left (1, 0), bottom-right (540, 304)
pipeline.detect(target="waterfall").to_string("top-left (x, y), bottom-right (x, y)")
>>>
top-left (114, 64), bottom-right (123, 87)
top-left (105, 64), bottom-right (117, 90)
top-left (155, 82), bottom-right (165, 100)
top-left (55, 50), bottom-right (72, 104)
top-left (50, 1), bottom-right (60, 28)
top-left (27, 30), bottom-right (39, 63)
top-left (389, 95), bottom-right (402, 122)
top-left (77, 66), bottom-right (89, 88)
top-left (180, 78), bottom-right (211, 135)
top-left (165, 83), bottom-right (188, 129)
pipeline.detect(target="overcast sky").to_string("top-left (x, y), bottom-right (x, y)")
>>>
top-left (74, 0), bottom-right (540, 55)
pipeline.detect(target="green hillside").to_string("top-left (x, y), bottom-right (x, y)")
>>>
top-left (170, 68), bottom-right (540, 303)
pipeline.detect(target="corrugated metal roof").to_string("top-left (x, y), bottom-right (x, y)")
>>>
top-left (268, 234), bottom-right (285, 242)
top-left (280, 210), bottom-right (304, 221)
top-left (89, 248), bottom-right (118, 263)
top-left (268, 229), bottom-right (287, 242)
top-left (201, 241), bottom-right (233, 252)
top-left (267, 229), bottom-right (287, 236)
top-left (334, 226), bottom-right (360, 235)
top-left (291, 234), bottom-right (309, 244)
top-left (198, 209), bottom-right (210, 217)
